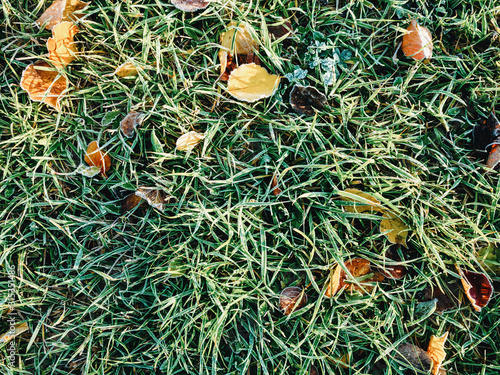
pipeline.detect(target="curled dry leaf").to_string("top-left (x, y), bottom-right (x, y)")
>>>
top-left (120, 111), bottom-right (143, 138)
top-left (380, 211), bottom-right (409, 248)
top-left (402, 19), bottom-right (433, 60)
top-left (227, 63), bottom-right (280, 102)
top-left (47, 22), bottom-right (79, 68)
top-left (219, 22), bottom-right (258, 76)
top-left (20, 61), bottom-right (67, 111)
top-left (176, 131), bottom-right (204, 151)
top-left (121, 193), bottom-right (145, 214)
top-left (135, 187), bottom-right (172, 212)
top-left (325, 258), bottom-right (384, 297)
top-left (0, 322), bottom-right (29, 343)
top-left (289, 85), bottom-right (327, 116)
top-left (394, 343), bottom-right (433, 373)
top-left (279, 286), bottom-right (308, 315)
top-left (340, 188), bottom-right (382, 214)
top-left (486, 144), bottom-right (500, 170)
top-left (114, 62), bottom-right (138, 78)
top-left (171, 0), bottom-right (209, 12)
top-left (271, 173), bottom-right (282, 196)
top-left (427, 332), bottom-right (448, 375)
top-left (36, 0), bottom-right (89, 31)
top-left (456, 265), bottom-right (493, 312)
top-left (84, 141), bottom-right (111, 176)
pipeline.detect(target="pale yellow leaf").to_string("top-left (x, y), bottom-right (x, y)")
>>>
top-left (36, 0), bottom-right (89, 31)
top-left (176, 131), bottom-right (204, 151)
top-left (340, 188), bottom-right (383, 213)
top-left (114, 62), bottom-right (138, 78)
top-left (227, 63), bottom-right (280, 102)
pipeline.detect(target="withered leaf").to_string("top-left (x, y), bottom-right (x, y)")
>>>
top-left (427, 332), bottom-right (448, 375)
top-left (120, 111), bottom-right (143, 138)
top-left (394, 343), bottom-right (433, 372)
top-left (456, 265), bottom-right (493, 312)
top-left (379, 245), bottom-right (407, 279)
top-left (220, 52), bottom-right (260, 82)
top-left (486, 144), bottom-right (500, 170)
top-left (135, 187), bottom-right (172, 212)
top-left (380, 211), bottom-right (409, 247)
top-left (325, 258), bottom-right (384, 297)
top-left (279, 286), bottom-right (308, 315)
top-left (20, 61), bottom-right (67, 111)
top-left (227, 63), bottom-right (280, 102)
top-left (340, 188), bottom-right (383, 214)
top-left (476, 245), bottom-right (500, 275)
top-left (473, 113), bottom-right (500, 151)
top-left (176, 131), bottom-right (204, 151)
top-left (402, 19), bottom-right (433, 60)
top-left (47, 22), bottom-right (79, 68)
top-left (36, 0), bottom-right (89, 31)
top-left (114, 62), bottom-right (138, 78)
top-left (289, 85), bottom-right (327, 116)
top-left (75, 164), bottom-right (101, 177)
top-left (421, 284), bottom-right (455, 314)
top-left (219, 22), bottom-right (258, 76)
top-left (121, 193), bottom-right (145, 214)
top-left (84, 141), bottom-right (111, 176)
top-left (0, 322), bottom-right (29, 343)
top-left (271, 173), bottom-right (282, 196)
top-left (171, 0), bottom-right (209, 12)
top-left (268, 21), bottom-right (293, 39)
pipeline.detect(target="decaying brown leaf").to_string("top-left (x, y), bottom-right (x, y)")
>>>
top-left (114, 62), bottom-right (138, 78)
top-left (394, 343), bottom-right (433, 372)
top-left (271, 173), bottom-right (282, 196)
top-left (227, 63), bottom-right (280, 102)
top-left (135, 187), bottom-right (172, 211)
top-left (379, 245), bottom-right (407, 279)
top-left (176, 131), bottom-right (204, 151)
top-left (36, 0), bottom-right (89, 31)
top-left (219, 22), bottom-right (258, 76)
top-left (427, 332), bottom-right (448, 375)
top-left (402, 19), bottom-right (433, 60)
top-left (325, 258), bottom-right (385, 297)
top-left (84, 141), bottom-right (111, 176)
top-left (279, 286), bottom-right (308, 315)
top-left (121, 193), bottom-right (145, 214)
top-left (289, 85), bottom-right (327, 116)
top-left (421, 284), bottom-right (456, 314)
top-left (380, 211), bottom-right (409, 247)
top-left (0, 322), bottom-right (29, 343)
top-left (456, 265), bottom-right (493, 312)
top-left (20, 61), bottom-right (67, 111)
top-left (120, 111), bottom-right (143, 138)
top-left (47, 22), bottom-right (79, 68)
top-left (171, 0), bottom-right (209, 12)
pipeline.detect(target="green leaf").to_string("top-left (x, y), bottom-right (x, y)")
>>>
top-left (101, 110), bottom-right (122, 127)
top-left (151, 130), bottom-right (164, 154)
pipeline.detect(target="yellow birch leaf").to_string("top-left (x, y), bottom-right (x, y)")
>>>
top-left (380, 211), bottom-right (408, 247)
top-left (227, 63), bottom-right (280, 102)
top-left (219, 22), bottom-right (258, 73)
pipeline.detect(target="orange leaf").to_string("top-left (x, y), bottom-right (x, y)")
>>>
top-left (84, 141), bottom-right (111, 176)
top-left (36, 0), bottom-right (89, 31)
top-left (20, 61), bottom-right (67, 111)
top-left (325, 258), bottom-right (384, 297)
top-left (47, 22), bottom-right (79, 68)
top-left (427, 332), bottom-right (448, 375)
top-left (402, 19), bottom-right (433, 60)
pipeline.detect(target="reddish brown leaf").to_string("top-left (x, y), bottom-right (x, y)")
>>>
top-left (279, 286), bottom-right (307, 315)
top-left (271, 173), bottom-right (282, 196)
top-left (456, 265), bottom-right (493, 312)
top-left (84, 141), bottom-right (111, 176)
top-left (402, 19), bottom-right (433, 60)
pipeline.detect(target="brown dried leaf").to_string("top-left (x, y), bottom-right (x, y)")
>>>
top-left (120, 111), bottom-right (143, 138)
top-left (279, 286), bottom-right (308, 315)
top-left (227, 63), bottom-right (280, 102)
top-left (47, 22), bottom-right (79, 68)
top-left (135, 187), bottom-right (172, 212)
top-left (84, 141), bottom-right (111, 176)
top-left (394, 343), bottom-right (433, 372)
top-left (121, 193), bottom-right (144, 214)
top-left (427, 332), bottom-right (448, 375)
top-left (114, 62), bottom-right (138, 78)
top-left (268, 21), bottom-right (293, 39)
top-left (379, 246), bottom-right (407, 279)
top-left (486, 144), bottom-right (500, 170)
top-left (220, 52), bottom-right (260, 82)
top-left (171, 0), bottom-right (209, 12)
top-left (402, 19), bottom-right (433, 60)
top-left (271, 173), bottom-right (282, 196)
top-left (20, 61), bottom-right (67, 111)
top-left (456, 265), bottom-right (493, 312)
top-left (290, 85), bottom-right (327, 116)
top-left (325, 258), bottom-right (384, 297)
top-left (36, 0), bottom-right (89, 31)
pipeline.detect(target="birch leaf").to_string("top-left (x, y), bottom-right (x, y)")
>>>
top-left (227, 63), bottom-right (280, 102)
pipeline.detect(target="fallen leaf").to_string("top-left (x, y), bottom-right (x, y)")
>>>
top-left (171, 0), bottom-right (209, 12)
top-left (289, 85), bottom-right (327, 116)
top-left (47, 22), bottom-right (79, 68)
top-left (271, 173), bottom-right (282, 196)
top-left (114, 62), bottom-right (138, 78)
top-left (0, 322), bottom-right (29, 343)
top-left (227, 63), bottom-right (280, 102)
top-left (340, 188), bottom-right (383, 214)
top-left (456, 265), bottom-right (493, 312)
top-left (219, 22), bottom-right (258, 76)
top-left (427, 332), bottom-right (448, 375)
top-left (20, 61), bottom-right (67, 111)
top-left (380, 211), bottom-right (409, 247)
top-left (84, 141), bottom-right (111, 176)
top-left (476, 245), bottom-right (500, 275)
top-left (120, 111), bottom-right (143, 138)
top-left (473, 113), bottom-right (500, 151)
top-left (415, 299), bottom-right (438, 318)
top-left (279, 286), bottom-right (308, 315)
top-left (421, 284), bottom-right (455, 314)
top-left (402, 19), bottom-right (433, 60)
top-left (75, 164), bottom-right (101, 177)
top-left (325, 258), bottom-right (384, 297)
top-left (394, 343), bottom-right (433, 372)
top-left (309, 364), bottom-right (319, 375)
top-left (121, 193), bottom-right (145, 214)
top-left (101, 110), bottom-right (122, 127)
top-left (135, 187), bottom-right (172, 211)
top-left (220, 52), bottom-right (260, 82)
top-left (176, 131), bottom-right (204, 151)
top-left (486, 144), bottom-right (500, 170)
top-left (36, 0), bottom-right (89, 31)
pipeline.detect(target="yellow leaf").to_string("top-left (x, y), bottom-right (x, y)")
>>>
top-left (380, 211), bottom-right (408, 247)
top-left (427, 332), bottom-right (448, 375)
top-left (219, 22), bottom-right (258, 74)
top-left (0, 322), bottom-right (29, 343)
top-left (325, 263), bottom-right (342, 297)
top-left (36, 0), bottom-right (89, 31)
top-left (340, 188), bottom-right (383, 213)
top-left (47, 22), bottom-right (79, 68)
top-left (114, 62), bottom-right (138, 78)
top-left (176, 131), bottom-right (204, 151)
top-left (227, 63), bottom-right (280, 102)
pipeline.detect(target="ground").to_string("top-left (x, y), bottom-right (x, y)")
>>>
top-left (1, 0), bottom-right (500, 374)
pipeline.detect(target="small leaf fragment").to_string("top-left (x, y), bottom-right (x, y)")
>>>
top-left (114, 62), bottom-right (138, 78)
top-left (47, 22), bottom-right (79, 68)
top-left (20, 61), bottom-right (67, 111)
top-left (36, 0), bottom-right (89, 31)
top-left (176, 131), bottom-right (204, 151)
top-left (151, 130), bottom-right (164, 154)
top-left (290, 85), bottom-right (327, 116)
top-left (486, 144), bottom-right (500, 170)
top-left (402, 19), bottom-right (433, 60)
top-left (84, 141), bottom-right (111, 176)
top-left (101, 110), bottom-right (122, 127)
top-left (75, 164), bottom-right (101, 177)
top-left (171, 0), bottom-right (209, 12)
top-left (380, 211), bottom-right (409, 247)
top-left (271, 173), bottom-right (282, 196)
top-left (325, 258), bottom-right (384, 297)
top-left (279, 286), bottom-right (308, 315)
top-left (415, 299), bottom-right (438, 318)
top-left (427, 332), bottom-right (448, 375)
top-left (219, 22), bottom-right (258, 75)
top-left (473, 113), bottom-right (500, 151)
top-left (379, 245), bottom-right (407, 279)
top-left (120, 111), bottom-right (143, 138)
top-left (227, 63), bottom-right (280, 102)
top-left (0, 322), bottom-right (29, 343)
top-left (121, 193), bottom-right (144, 214)
top-left (135, 187), bottom-right (172, 211)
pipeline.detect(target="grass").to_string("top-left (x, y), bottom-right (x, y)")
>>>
top-left (1, 0), bottom-right (500, 374)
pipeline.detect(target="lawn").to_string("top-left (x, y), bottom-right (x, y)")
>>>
top-left (1, 0), bottom-right (500, 374)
